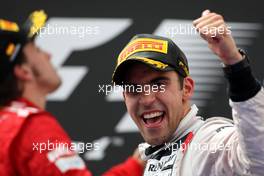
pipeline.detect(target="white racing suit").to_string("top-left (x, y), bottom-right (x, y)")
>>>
top-left (139, 85), bottom-right (264, 175)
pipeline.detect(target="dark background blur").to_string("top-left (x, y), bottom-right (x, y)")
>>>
top-left (1, 0), bottom-right (263, 174)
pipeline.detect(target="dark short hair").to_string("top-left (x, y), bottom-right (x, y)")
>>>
top-left (0, 52), bottom-right (26, 106)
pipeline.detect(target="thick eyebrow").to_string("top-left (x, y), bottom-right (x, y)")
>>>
top-left (150, 76), bottom-right (170, 84)
top-left (123, 76), bottom-right (170, 86)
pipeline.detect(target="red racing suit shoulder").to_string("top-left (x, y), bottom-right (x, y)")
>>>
top-left (10, 112), bottom-right (92, 176)
top-left (1, 98), bottom-right (143, 176)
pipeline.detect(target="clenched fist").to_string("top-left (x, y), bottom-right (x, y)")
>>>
top-left (193, 10), bottom-right (244, 65)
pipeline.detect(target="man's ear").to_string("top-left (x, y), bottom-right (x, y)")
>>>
top-left (13, 64), bottom-right (33, 81)
top-left (182, 76), bottom-right (195, 101)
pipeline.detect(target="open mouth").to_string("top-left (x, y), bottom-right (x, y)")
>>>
top-left (141, 111), bottom-right (165, 128)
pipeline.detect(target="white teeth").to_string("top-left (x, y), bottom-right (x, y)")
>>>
top-left (143, 112), bottom-right (163, 119)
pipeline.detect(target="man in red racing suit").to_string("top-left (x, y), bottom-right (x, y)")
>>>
top-left (0, 10), bottom-right (144, 176)
top-left (0, 98), bottom-right (143, 176)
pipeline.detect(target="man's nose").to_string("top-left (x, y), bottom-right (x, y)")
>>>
top-left (139, 92), bottom-right (156, 107)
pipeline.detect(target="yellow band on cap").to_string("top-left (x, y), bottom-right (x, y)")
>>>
top-left (0, 19), bottom-right (19, 32)
top-left (117, 38), bottom-right (168, 65)
top-left (6, 43), bottom-right (15, 56)
top-left (129, 56), bottom-right (169, 69)
top-left (179, 61), bottom-right (189, 76)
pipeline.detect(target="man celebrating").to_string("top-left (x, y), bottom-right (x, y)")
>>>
top-left (112, 10), bottom-right (264, 175)
top-left (0, 10), bottom-right (144, 176)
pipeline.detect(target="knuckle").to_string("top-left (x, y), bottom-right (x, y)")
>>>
top-left (216, 14), bottom-right (224, 20)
